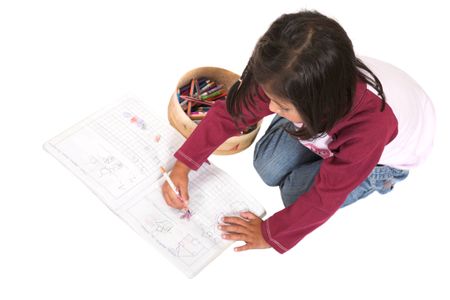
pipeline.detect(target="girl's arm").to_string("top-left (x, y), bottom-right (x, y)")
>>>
top-left (261, 100), bottom-right (399, 253)
top-left (174, 85), bottom-right (273, 170)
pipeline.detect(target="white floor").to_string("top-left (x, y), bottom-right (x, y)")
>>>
top-left (1, 1), bottom-right (449, 299)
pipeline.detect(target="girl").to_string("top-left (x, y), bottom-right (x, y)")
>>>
top-left (162, 10), bottom-right (435, 253)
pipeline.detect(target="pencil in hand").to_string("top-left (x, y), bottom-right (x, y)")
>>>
top-left (160, 166), bottom-right (192, 219)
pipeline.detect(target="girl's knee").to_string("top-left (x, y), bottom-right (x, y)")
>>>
top-left (253, 140), bottom-right (291, 186)
top-left (253, 159), bottom-right (282, 186)
top-left (279, 179), bottom-right (310, 207)
top-left (279, 184), bottom-right (311, 207)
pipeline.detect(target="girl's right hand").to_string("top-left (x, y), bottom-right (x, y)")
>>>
top-left (161, 160), bottom-right (191, 210)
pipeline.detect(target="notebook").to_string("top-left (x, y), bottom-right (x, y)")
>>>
top-left (43, 98), bottom-right (266, 278)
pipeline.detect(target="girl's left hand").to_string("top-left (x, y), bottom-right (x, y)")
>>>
top-left (219, 211), bottom-right (271, 252)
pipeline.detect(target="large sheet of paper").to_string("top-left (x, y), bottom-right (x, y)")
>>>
top-left (44, 98), bottom-right (265, 278)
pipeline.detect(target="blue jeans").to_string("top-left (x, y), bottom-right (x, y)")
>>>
top-left (253, 116), bottom-right (409, 208)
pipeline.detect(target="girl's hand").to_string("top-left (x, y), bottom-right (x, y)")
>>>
top-left (161, 161), bottom-right (191, 209)
top-left (219, 211), bottom-right (271, 252)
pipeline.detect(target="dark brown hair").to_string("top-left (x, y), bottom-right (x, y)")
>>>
top-left (226, 10), bottom-right (385, 140)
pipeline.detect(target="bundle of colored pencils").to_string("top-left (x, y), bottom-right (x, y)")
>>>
top-left (176, 77), bottom-right (258, 135)
top-left (176, 77), bottom-right (226, 123)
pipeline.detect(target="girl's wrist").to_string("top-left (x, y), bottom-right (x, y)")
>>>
top-left (173, 160), bottom-right (191, 175)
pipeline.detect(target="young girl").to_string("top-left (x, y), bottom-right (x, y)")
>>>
top-left (162, 10), bottom-right (435, 253)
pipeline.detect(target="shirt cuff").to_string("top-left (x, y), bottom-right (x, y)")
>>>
top-left (174, 150), bottom-right (203, 171)
top-left (261, 219), bottom-right (289, 254)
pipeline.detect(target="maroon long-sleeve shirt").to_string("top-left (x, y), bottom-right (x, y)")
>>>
top-left (174, 80), bottom-right (398, 253)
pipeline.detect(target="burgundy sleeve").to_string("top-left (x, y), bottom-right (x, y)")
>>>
top-left (261, 112), bottom-right (398, 253)
top-left (174, 86), bottom-right (273, 170)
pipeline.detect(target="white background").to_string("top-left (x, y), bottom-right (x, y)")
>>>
top-left (1, 0), bottom-right (449, 299)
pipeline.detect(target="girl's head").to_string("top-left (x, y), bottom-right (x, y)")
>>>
top-left (227, 10), bottom-right (385, 139)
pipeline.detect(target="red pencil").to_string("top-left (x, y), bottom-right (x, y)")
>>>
top-left (179, 95), bottom-right (215, 106)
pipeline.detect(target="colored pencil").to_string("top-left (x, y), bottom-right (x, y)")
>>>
top-left (179, 95), bottom-right (215, 106)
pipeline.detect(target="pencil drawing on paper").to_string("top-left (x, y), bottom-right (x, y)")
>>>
top-left (144, 217), bottom-right (174, 234)
top-left (169, 235), bottom-right (204, 258)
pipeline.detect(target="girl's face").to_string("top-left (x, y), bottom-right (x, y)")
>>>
top-left (261, 86), bottom-right (303, 123)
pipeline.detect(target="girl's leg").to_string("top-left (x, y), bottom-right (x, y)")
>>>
top-left (278, 160), bottom-right (322, 207)
top-left (341, 165), bottom-right (409, 207)
top-left (280, 162), bottom-right (409, 208)
top-left (254, 116), bottom-right (409, 209)
top-left (253, 115), bottom-right (321, 193)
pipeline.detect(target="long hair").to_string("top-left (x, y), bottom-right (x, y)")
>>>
top-left (226, 10), bottom-right (386, 140)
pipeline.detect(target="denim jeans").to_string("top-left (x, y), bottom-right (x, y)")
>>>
top-left (253, 115), bottom-right (409, 208)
